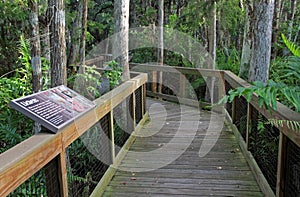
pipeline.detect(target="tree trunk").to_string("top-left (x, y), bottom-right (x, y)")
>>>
top-left (79, 0), bottom-right (88, 74)
top-left (114, 0), bottom-right (130, 81)
top-left (271, 0), bottom-right (282, 59)
top-left (49, 0), bottom-right (67, 87)
top-left (29, 0), bottom-right (42, 134)
top-left (205, 1), bottom-right (216, 103)
top-left (287, 0), bottom-right (296, 40)
top-left (67, 1), bottom-right (83, 72)
top-left (157, 0), bottom-right (164, 94)
top-left (239, 1), bottom-right (252, 80)
top-left (248, 0), bottom-right (275, 83)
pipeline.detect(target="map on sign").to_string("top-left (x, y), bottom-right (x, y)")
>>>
top-left (10, 85), bottom-right (95, 133)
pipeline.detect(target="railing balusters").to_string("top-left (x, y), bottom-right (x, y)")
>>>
top-left (246, 103), bottom-right (252, 150)
top-left (109, 111), bottom-right (115, 163)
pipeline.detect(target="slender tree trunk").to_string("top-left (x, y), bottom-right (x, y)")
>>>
top-left (205, 1), bottom-right (216, 103)
top-left (271, 0), bottom-right (282, 59)
top-left (67, 1), bottom-right (83, 72)
top-left (294, 23), bottom-right (300, 43)
top-left (157, 0), bottom-right (164, 94)
top-left (29, 0), bottom-right (42, 134)
top-left (248, 0), bottom-right (275, 83)
top-left (239, 1), bottom-right (252, 79)
top-left (130, 0), bottom-right (137, 27)
top-left (287, 0), bottom-right (296, 40)
top-left (114, 0), bottom-right (130, 81)
top-left (79, 0), bottom-right (88, 74)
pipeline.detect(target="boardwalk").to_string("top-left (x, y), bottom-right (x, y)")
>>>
top-left (103, 99), bottom-right (263, 196)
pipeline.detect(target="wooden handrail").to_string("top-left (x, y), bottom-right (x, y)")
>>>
top-left (1, 60), bottom-right (299, 196)
top-left (0, 72), bottom-right (147, 196)
top-left (224, 70), bottom-right (300, 147)
top-left (131, 63), bottom-right (300, 197)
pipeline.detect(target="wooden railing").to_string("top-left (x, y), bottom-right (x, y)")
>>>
top-left (1, 60), bottom-right (299, 197)
top-left (0, 72), bottom-right (147, 196)
top-left (130, 63), bottom-right (300, 197)
top-left (224, 71), bottom-right (300, 197)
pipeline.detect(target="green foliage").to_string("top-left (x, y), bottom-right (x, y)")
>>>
top-left (104, 60), bottom-right (123, 88)
top-left (268, 119), bottom-right (300, 132)
top-left (216, 48), bottom-right (240, 74)
top-left (0, 35), bottom-right (50, 154)
top-left (281, 34), bottom-right (300, 57)
top-left (221, 35), bottom-right (300, 112)
top-left (220, 35), bottom-right (300, 132)
top-left (0, 1), bottom-right (30, 75)
top-left (71, 61), bottom-right (122, 100)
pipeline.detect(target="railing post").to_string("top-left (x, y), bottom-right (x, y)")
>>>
top-left (152, 71), bottom-right (157, 93)
top-left (232, 97), bottom-right (237, 123)
top-left (246, 103), bottom-right (252, 150)
top-left (142, 84), bottom-right (146, 115)
top-left (276, 132), bottom-right (286, 197)
top-left (132, 92), bottom-right (136, 128)
top-left (179, 73), bottom-right (186, 98)
top-left (45, 153), bottom-right (68, 197)
top-left (58, 149), bottom-right (68, 197)
top-left (158, 71), bottom-right (163, 94)
top-left (109, 111), bottom-right (115, 163)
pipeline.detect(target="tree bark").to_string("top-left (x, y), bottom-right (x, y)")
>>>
top-left (271, 0), bottom-right (282, 59)
top-left (239, 1), bottom-right (252, 80)
top-left (67, 1), bottom-right (83, 72)
top-left (248, 0), bottom-right (275, 83)
top-left (114, 0), bottom-right (130, 81)
top-left (29, 0), bottom-right (42, 134)
top-left (205, 1), bottom-right (217, 103)
top-left (79, 0), bottom-right (88, 74)
top-left (157, 0), bottom-right (164, 94)
top-left (49, 0), bottom-right (67, 87)
top-left (287, 0), bottom-right (296, 40)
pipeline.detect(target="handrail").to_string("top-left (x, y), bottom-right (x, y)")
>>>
top-left (0, 72), bottom-right (147, 196)
top-left (1, 60), bottom-right (299, 197)
top-left (224, 70), bottom-right (300, 146)
top-left (131, 63), bottom-right (300, 197)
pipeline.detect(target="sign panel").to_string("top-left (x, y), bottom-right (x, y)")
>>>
top-left (10, 85), bottom-right (95, 133)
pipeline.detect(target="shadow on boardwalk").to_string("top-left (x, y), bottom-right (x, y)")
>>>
top-left (103, 98), bottom-right (263, 196)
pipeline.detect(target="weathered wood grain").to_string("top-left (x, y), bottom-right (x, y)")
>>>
top-left (102, 99), bottom-right (263, 196)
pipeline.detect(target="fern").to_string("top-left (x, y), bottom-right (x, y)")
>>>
top-left (268, 119), bottom-right (300, 132)
top-left (282, 34), bottom-right (300, 57)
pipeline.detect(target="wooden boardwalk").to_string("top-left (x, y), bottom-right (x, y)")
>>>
top-left (103, 99), bottom-right (263, 196)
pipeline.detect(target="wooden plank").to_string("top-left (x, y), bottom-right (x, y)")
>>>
top-left (130, 63), bottom-right (224, 77)
top-left (90, 112), bottom-right (149, 196)
top-left (102, 99), bottom-right (263, 196)
top-left (225, 112), bottom-right (275, 197)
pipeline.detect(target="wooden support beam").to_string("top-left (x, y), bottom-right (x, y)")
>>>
top-left (179, 73), bottom-right (186, 98)
top-left (58, 150), bottom-right (68, 197)
top-left (246, 103), bottom-right (252, 150)
top-left (109, 111), bottom-right (115, 163)
top-left (276, 133), bottom-right (286, 197)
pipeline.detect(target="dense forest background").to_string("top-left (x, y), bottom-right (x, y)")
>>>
top-left (0, 0), bottom-right (299, 152)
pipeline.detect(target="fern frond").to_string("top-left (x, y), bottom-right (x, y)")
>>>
top-left (282, 34), bottom-right (300, 57)
top-left (268, 119), bottom-right (300, 132)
